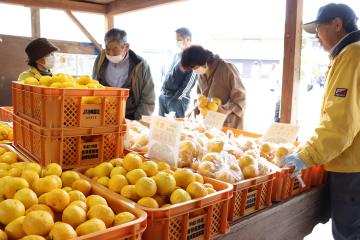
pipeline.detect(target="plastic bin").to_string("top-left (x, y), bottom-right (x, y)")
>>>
top-left (222, 127), bottom-right (312, 202)
top-left (310, 165), bottom-right (327, 187)
top-left (228, 172), bottom-right (275, 222)
top-left (12, 81), bottom-right (129, 128)
top-left (76, 167), bottom-right (233, 240)
top-left (13, 114), bottom-right (126, 169)
top-left (272, 167), bottom-right (312, 201)
top-left (0, 143), bottom-right (31, 162)
top-left (78, 176), bottom-right (147, 240)
top-left (0, 106), bottom-right (13, 122)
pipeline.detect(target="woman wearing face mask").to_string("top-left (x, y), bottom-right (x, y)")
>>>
top-left (92, 28), bottom-right (155, 120)
top-left (181, 45), bottom-right (246, 129)
top-left (18, 38), bottom-right (58, 81)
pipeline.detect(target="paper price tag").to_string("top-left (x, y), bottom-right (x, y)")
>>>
top-left (150, 116), bottom-right (183, 146)
top-left (148, 116), bottom-right (183, 167)
top-left (204, 111), bottom-right (227, 130)
top-left (263, 122), bottom-right (300, 144)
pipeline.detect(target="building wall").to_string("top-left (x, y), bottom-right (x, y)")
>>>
top-left (0, 35), bottom-right (97, 106)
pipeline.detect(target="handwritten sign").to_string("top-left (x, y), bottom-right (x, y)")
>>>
top-left (148, 116), bottom-right (183, 167)
top-left (263, 122), bottom-right (300, 144)
top-left (204, 111), bottom-right (227, 130)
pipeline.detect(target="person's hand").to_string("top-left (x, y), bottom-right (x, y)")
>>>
top-left (281, 154), bottom-right (307, 178)
top-left (217, 106), bottom-right (231, 115)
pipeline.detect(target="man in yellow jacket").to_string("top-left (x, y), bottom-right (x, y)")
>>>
top-left (283, 3), bottom-right (360, 239)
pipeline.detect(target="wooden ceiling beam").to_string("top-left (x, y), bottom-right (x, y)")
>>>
top-left (65, 10), bottom-right (103, 51)
top-left (0, 0), bottom-right (107, 14)
top-left (108, 0), bottom-right (183, 15)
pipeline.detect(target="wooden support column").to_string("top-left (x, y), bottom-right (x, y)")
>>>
top-left (280, 0), bottom-right (303, 124)
top-left (105, 14), bottom-right (114, 32)
top-left (30, 8), bottom-right (40, 38)
top-left (64, 10), bottom-right (102, 51)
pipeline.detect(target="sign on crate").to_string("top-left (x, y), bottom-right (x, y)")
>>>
top-left (204, 111), bottom-right (227, 130)
top-left (263, 122), bottom-right (300, 144)
top-left (148, 116), bottom-right (183, 168)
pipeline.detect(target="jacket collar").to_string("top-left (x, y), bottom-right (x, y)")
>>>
top-left (330, 30), bottom-right (360, 58)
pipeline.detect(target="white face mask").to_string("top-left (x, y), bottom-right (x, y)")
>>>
top-left (43, 55), bottom-right (55, 69)
top-left (106, 53), bottom-right (125, 64)
top-left (176, 41), bottom-right (185, 50)
top-left (193, 66), bottom-right (207, 75)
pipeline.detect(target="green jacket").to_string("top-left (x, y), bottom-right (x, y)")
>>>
top-left (93, 49), bottom-right (155, 120)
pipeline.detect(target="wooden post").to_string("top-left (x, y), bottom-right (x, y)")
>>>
top-left (31, 8), bottom-right (40, 38)
top-left (280, 0), bottom-right (303, 124)
top-left (105, 14), bottom-right (114, 32)
top-left (64, 10), bottom-right (102, 51)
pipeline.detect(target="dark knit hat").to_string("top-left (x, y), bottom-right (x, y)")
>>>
top-left (25, 38), bottom-right (59, 61)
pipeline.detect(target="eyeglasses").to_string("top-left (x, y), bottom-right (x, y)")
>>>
top-left (315, 20), bottom-right (334, 33)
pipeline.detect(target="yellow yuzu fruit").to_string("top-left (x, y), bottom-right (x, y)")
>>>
top-left (61, 171), bottom-right (80, 187)
top-left (26, 204), bottom-right (54, 220)
top-left (76, 218), bottom-right (106, 236)
top-left (32, 177), bottom-right (58, 196)
top-left (86, 195), bottom-right (107, 208)
top-left (120, 185), bottom-right (139, 201)
top-left (108, 174), bottom-right (128, 193)
top-left (135, 177), bottom-right (157, 197)
top-left (72, 179), bottom-right (91, 196)
top-left (174, 168), bottom-right (196, 189)
top-left (87, 204), bottom-right (114, 227)
top-left (14, 188), bottom-right (38, 209)
top-left (110, 166), bottom-right (127, 177)
top-left (48, 222), bottom-right (77, 240)
top-left (45, 189), bottom-right (70, 212)
top-left (4, 177), bottom-right (29, 199)
top-left (186, 182), bottom-right (208, 199)
top-left (114, 212), bottom-right (136, 226)
top-left (23, 210), bottom-right (54, 236)
top-left (123, 153), bottom-right (142, 171)
top-left (93, 162), bottom-right (114, 178)
top-left (170, 189), bottom-right (191, 204)
top-left (140, 161), bottom-right (158, 177)
top-left (42, 163), bottom-right (62, 177)
top-left (153, 172), bottom-right (176, 196)
top-left (68, 190), bottom-right (86, 203)
top-left (137, 197), bottom-right (159, 208)
top-left (62, 205), bottom-right (87, 228)
top-left (96, 176), bottom-right (110, 187)
top-left (126, 169), bottom-right (147, 185)
top-left (5, 216), bottom-right (26, 239)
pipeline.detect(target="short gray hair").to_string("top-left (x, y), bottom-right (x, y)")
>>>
top-left (104, 28), bottom-right (127, 46)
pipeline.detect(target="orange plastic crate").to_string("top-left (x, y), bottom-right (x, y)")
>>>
top-left (76, 167), bottom-right (233, 240)
top-left (310, 165), bottom-right (327, 187)
top-left (0, 143), bottom-right (32, 162)
top-left (221, 127), bottom-right (313, 202)
top-left (272, 167), bottom-right (312, 201)
top-left (0, 144), bottom-right (147, 240)
top-left (12, 81), bottom-right (128, 128)
top-left (78, 178), bottom-right (147, 240)
top-left (13, 114), bottom-right (126, 169)
top-left (228, 172), bottom-right (274, 222)
top-left (0, 106), bottom-right (13, 122)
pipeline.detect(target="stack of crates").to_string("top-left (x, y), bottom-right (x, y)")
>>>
top-left (12, 81), bottom-right (129, 169)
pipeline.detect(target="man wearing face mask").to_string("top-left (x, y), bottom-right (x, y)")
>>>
top-left (93, 28), bottom-right (155, 120)
top-left (159, 27), bottom-right (197, 118)
top-left (18, 38), bottom-right (58, 81)
top-left (181, 45), bottom-right (246, 129)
